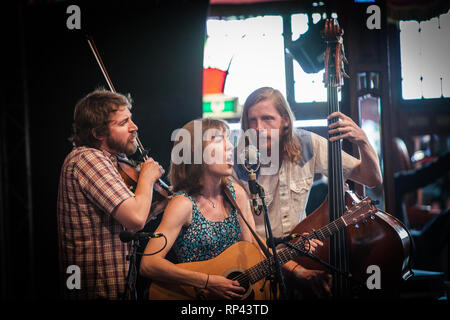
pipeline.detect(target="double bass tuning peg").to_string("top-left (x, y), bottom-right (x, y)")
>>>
top-left (340, 42), bottom-right (348, 64)
top-left (342, 54), bottom-right (348, 65)
top-left (339, 43), bottom-right (349, 79)
top-left (341, 65), bottom-right (349, 80)
top-left (341, 68), bottom-right (350, 79)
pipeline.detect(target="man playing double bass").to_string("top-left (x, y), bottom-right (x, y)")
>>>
top-left (232, 86), bottom-right (383, 298)
top-left (57, 90), bottom-right (165, 299)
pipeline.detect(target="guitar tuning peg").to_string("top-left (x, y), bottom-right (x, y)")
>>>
top-left (359, 213), bottom-right (367, 224)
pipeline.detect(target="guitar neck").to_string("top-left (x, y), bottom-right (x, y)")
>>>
top-left (245, 216), bottom-right (347, 284)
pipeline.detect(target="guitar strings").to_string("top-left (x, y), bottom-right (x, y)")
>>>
top-left (228, 238), bottom-right (310, 284)
top-left (227, 199), bottom-right (369, 286)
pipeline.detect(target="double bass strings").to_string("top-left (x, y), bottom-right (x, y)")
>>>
top-left (328, 73), bottom-right (349, 296)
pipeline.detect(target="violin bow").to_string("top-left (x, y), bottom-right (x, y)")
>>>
top-left (85, 34), bottom-right (151, 160)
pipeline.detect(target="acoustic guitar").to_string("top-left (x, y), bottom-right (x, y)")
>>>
top-left (148, 198), bottom-right (376, 300)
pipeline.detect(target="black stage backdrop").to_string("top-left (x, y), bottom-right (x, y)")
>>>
top-left (2, 0), bottom-right (208, 300)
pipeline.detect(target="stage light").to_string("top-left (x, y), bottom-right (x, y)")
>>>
top-left (286, 18), bottom-right (326, 74)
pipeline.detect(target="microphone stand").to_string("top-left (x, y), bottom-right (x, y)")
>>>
top-left (280, 239), bottom-right (367, 295)
top-left (122, 239), bottom-right (139, 300)
top-left (252, 175), bottom-right (287, 300)
top-left (241, 146), bottom-right (286, 299)
top-left (281, 240), bottom-right (352, 280)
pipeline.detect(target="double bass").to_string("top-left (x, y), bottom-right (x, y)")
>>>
top-left (290, 19), bottom-right (412, 298)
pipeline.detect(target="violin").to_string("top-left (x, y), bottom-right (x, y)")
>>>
top-left (116, 154), bottom-right (172, 211)
top-left (86, 35), bottom-right (173, 202)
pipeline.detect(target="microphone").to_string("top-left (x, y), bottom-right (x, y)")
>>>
top-left (271, 233), bottom-right (302, 246)
top-left (240, 145), bottom-right (261, 214)
top-left (242, 145), bottom-right (260, 170)
top-left (248, 170), bottom-right (260, 215)
top-left (119, 230), bottom-right (164, 243)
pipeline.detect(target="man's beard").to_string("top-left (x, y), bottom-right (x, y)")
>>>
top-left (106, 134), bottom-right (137, 156)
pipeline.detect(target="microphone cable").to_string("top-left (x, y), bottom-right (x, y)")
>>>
top-left (138, 233), bottom-right (167, 256)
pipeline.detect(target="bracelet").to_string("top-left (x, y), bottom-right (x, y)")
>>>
top-left (290, 264), bottom-right (305, 277)
top-left (290, 264), bottom-right (301, 273)
top-left (295, 266), bottom-right (305, 278)
top-left (204, 274), bottom-right (210, 289)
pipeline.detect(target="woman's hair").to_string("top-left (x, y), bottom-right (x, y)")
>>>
top-left (71, 89), bottom-right (132, 148)
top-left (169, 118), bottom-right (229, 195)
top-left (241, 87), bottom-right (302, 164)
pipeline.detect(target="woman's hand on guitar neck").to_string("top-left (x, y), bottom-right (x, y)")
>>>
top-left (302, 233), bottom-right (323, 253)
top-left (206, 275), bottom-right (246, 300)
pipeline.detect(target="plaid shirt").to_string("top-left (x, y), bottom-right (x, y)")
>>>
top-left (57, 146), bottom-right (134, 300)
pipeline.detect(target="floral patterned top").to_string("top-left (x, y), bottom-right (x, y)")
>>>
top-left (173, 181), bottom-right (241, 263)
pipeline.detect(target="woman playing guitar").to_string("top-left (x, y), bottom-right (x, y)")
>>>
top-left (139, 118), bottom-right (323, 300)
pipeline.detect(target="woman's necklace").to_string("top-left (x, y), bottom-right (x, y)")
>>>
top-left (200, 194), bottom-right (216, 208)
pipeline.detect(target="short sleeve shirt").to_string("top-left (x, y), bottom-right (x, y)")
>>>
top-left (57, 147), bottom-right (134, 299)
top-left (232, 129), bottom-right (359, 239)
top-left (172, 180), bottom-right (242, 263)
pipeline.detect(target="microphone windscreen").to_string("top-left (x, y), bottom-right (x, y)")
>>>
top-left (238, 144), bottom-right (260, 171)
top-left (246, 145), bottom-right (259, 165)
top-left (119, 230), bottom-right (134, 243)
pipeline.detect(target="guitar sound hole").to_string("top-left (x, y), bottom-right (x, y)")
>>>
top-left (226, 271), bottom-right (254, 300)
top-left (227, 271), bottom-right (249, 290)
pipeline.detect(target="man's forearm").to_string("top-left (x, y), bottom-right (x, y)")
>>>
top-left (355, 140), bottom-right (383, 187)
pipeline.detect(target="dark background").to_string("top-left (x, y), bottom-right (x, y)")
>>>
top-left (1, 0), bottom-right (449, 302)
top-left (1, 0), bottom-right (208, 300)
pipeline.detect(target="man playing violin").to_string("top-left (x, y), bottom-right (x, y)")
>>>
top-left (232, 87), bottom-right (383, 298)
top-left (57, 89), bottom-right (165, 299)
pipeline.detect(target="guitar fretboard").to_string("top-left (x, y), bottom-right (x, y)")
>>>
top-left (243, 215), bottom-right (348, 284)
